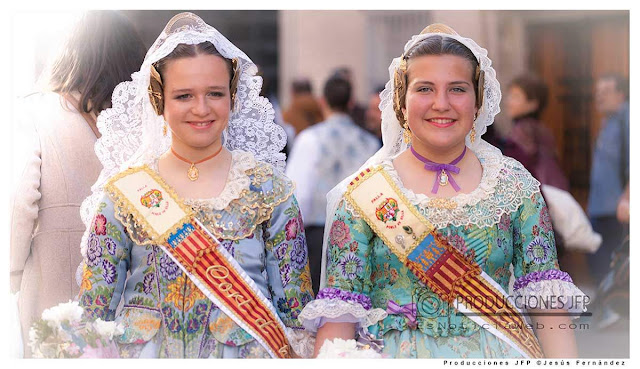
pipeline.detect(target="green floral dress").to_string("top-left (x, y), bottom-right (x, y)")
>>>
top-left (299, 145), bottom-right (585, 358)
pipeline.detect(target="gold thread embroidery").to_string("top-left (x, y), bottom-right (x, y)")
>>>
top-left (104, 165), bottom-right (194, 246)
top-left (427, 197), bottom-right (458, 209)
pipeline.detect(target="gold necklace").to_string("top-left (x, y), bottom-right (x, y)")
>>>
top-left (170, 146), bottom-right (223, 181)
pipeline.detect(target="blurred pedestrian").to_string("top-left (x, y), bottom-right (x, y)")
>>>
top-left (333, 66), bottom-right (366, 128)
top-left (286, 75), bottom-right (380, 294)
top-left (503, 74), bottom-right (569, 191)
top-left (10, 10), bottom-right (146, 357)
top-left (364, 84), bottom-right (385, 145)
top-left (587, 74), bottom-right (629, 287)
top-left (282, 78), bottom-right (323, 135)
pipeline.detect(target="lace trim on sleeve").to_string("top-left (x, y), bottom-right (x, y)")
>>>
top-left (512, 277), bottom-right (588, 315)
top-left (285, 327), bottom-right (315, 358)
top-left (298, 298), bottom-right (387, 333)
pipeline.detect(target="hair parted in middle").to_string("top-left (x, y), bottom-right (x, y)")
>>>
top-left (393, 24), bottom-right (485, 128)
top-left (147, 41), bottom-right (240, 116)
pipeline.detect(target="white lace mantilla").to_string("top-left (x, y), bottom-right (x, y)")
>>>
top-left (352, 143), bottom-right (541, 229)
top-left (512, 280), bottom-right (588, 316)
top-left (298, 299), bottom-right (387, 333)
top-left (150, 150), bottom-right (256, 211)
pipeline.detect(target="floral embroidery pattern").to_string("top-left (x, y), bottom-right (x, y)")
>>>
top-left (285, 218), bottom-right (299, 240)
top-left (339, 254), bottom-right (364, 279)
top-left (159, 253), bottom-right (180, 281)
top-left (539, 205), bottom-right (553, 233)
top-left (329, 219), bottom-right (351, 248)
top-left (104, 238), bottom-right (117, 256)
top-left (86, 234), bottom-right (102, 267)
top-left (142, 273), bottom-right (155, 294)
top-left (290, 237), bottom-right (307, 269)
top-left (526, 237), bottom-right (551, 264)
top-left (94, 214), bottom-right (107, 236)
top-left (80, 265), bottom-right (93, 292)
top-left (164, 275), bottom-right (204, 311)
top-left (102, 260), bottom-right (116, 284)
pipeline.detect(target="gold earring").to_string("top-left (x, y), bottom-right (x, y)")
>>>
top-left (163, 124), bottom-right (168, 137)
top-left (403, 124), bottom-right (412, 144)
top-left (469, 126), bottom-right (476, 144)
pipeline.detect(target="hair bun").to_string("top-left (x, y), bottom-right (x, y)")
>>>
top-left (420, 23), bottom-right (458, 36)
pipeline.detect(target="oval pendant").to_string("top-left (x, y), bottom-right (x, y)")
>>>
top-left (439, 170), bottom-right (448, 186)
top-left (187, 164), bottom-right (199, 181)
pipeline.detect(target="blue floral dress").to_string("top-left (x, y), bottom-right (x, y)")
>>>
top-left (78, 150), bottom-right (314, 358)
top-left (299, 144), bottom-right (585, 358)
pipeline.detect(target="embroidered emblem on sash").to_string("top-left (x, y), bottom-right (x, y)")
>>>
top-left (375, 197), bottom-right (400, 223)
top-left (140, 189), bottom-right (163, 208)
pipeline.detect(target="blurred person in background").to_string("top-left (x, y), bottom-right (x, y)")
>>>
top-left (587, 74), bottom-right (629, 327)
top-left (364, 84), bottom-right (385, 145)
top-left (503, 74), bottom-right (569, 191)
top-left (282, 78), bottom-right (323, 135)
top-left (10, 10), bottom-right (146, 357)
top-left (286, 75), bottom-right (380, 295)
top-left (333, 66), bottom-right (367, 128)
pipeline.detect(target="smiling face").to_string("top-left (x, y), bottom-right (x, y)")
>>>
top-left (402, 54), bottom-right (478, 153)
top-left (162, 54), bottom-right (231, 154)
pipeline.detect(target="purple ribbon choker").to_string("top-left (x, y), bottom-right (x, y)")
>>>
top-left (410, 146), bottom-right (467, 194)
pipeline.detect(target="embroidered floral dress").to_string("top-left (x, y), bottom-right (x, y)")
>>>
top-left (299, 144), bottom-right (585, 358)
top-left (78, 150), bottom-right (314, 358)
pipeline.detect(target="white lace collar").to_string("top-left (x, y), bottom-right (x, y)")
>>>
top-left (151, 149), bottom-right (256, 211)
top-left (378, 144), bottom-right (540, 229)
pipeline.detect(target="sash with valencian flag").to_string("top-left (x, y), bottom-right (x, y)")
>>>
top-left (344, 166), bottom-right (544, 359)
top-left (104, 165), bottom-right (291, 358)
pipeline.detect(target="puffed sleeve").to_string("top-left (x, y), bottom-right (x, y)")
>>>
top-left (77, 194), bottom-right (133, 321)
top-left (10, 98), bottom-right (42, 293)
top-left (511, 190), bottom-right (587, 315)
top-left (298, 198), bottom-right (387, 333)
top-left (262, 172), bottom-right (316, 356)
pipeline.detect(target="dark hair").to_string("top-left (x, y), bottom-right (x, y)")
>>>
top-left (292, 79), bottom-right (313, 94)
top-left (373, 84), bottom-right (386, 94)
top-left (49, 11), bottom-right (146, 117)
top-left (509, 74), bottom-right (549, 118)
top-left (323, 76), bottom-right (351, 112)
top-left (393, 35), bottom-right (482, 126)
top-left (150, 41), bottom-right (239, 115)
top-left (599, 73), bottom-right (629, 100)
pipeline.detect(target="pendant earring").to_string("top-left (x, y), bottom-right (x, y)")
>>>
top-left (163, 124), bottom-right (168, 137)
top-left (403, 124), bottom-right (412, 144)
top-left (469, 126), bottom-right (476, 144)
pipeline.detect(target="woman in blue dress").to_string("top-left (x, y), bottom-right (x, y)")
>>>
top-left (76, 12), bottom-right (314, 358)
top-left (299, 23), bottom-right (585, 358)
